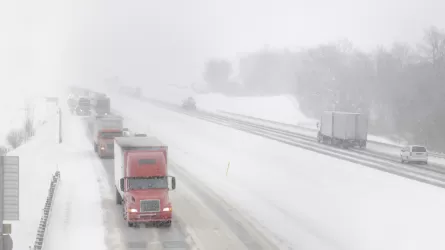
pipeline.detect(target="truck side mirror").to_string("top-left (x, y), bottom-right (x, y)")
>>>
top-left (169, 176), bottom-right (176, 190)
top-left (119, 178), bottom-right (124, 191)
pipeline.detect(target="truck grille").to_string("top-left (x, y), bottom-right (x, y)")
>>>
top-left (140, 200), bottom-right (160, 212)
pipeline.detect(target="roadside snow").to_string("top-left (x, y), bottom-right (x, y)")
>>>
top-left (111, 92), bottom-right (445, 250)
top-left (6, 95), bottom-right (107, 250)
top-left (0, 93), bottom-right (58, 148)
top-left (7, 113), bottom-right (61, 250)
top-left (43, 106), bottom-right (107, 250)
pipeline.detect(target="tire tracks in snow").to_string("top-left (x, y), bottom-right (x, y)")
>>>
top-left (64, 113), bottom-right (127, 250)
top-left (76, 114), bottom-right (189, 250)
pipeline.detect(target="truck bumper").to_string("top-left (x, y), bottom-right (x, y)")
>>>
top-left (127, 211), bottom-right (172, 222)
top-left (98, 149), bottom-right (114, 158)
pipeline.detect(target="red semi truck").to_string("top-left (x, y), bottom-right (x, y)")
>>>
top-left (114, 137), bottom-right (176, 227)
top-left (93, 115), bottom-right (123, 158)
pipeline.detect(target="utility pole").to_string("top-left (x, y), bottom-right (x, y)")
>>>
top-left (58, 106), bottom-right (62, 144)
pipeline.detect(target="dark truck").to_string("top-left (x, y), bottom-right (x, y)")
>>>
top-left (92, 96), bottom-right (111, 115)
top-left (181, 97), bottom-right (196, 110)
top-left (76, 97), bottom-right (91, 116)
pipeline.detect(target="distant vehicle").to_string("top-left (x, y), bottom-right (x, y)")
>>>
top-left (114, 137), bottom-right (176, 227)
top-left (181, 97), bottom-right (196, 110)
top-left (91, 96), bottom-right (111, 115)
top-left (317, 111), bottom-right (368, 149)
top-left (93, 115), bottom-right (124, 158)
top-left (67, 95), bottom-right (77, 112)
top-left (76, 97), bottom-right (91, 116)
top-left (122, 128), bottom-right (131, 137)
top-left (400, 145), bottom-right (428, 165)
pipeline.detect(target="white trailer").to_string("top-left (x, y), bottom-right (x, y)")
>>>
top-left (317, 111), bottom-right (368, 148)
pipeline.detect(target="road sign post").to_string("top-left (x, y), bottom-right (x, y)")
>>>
top-left (59, 107), bottom-right (62, 144)
top-left (0, 156), bottom-right (19, 250)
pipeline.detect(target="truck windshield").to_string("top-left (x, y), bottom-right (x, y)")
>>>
top-left (78, 98), bottom-right (90, 105)
top-left (100, 132), bottom-right (122, 138)
top-left (128, 177), bottom-right (168, 190)
top-left (412, 146), bottom-right (427, 152)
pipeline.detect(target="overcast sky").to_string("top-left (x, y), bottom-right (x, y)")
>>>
top-left (1, 0), bottom-right (444, 91)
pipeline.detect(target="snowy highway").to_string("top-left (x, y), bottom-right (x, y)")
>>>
top-left (130, 97), bottom-right (445, 189)
top-left (216, 111), bottom-right (445, 166)
top-left (138, 98), bottom-right (445, 187)
top-left (41, 98), bottom-right (277, 250)
top-left (13, 89), bottom-right (445, 250)
top-left (107, 89), bottom-right (445, 250)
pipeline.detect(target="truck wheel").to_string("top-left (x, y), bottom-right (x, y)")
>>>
top-left (127, 222), bottom-right (134, 227)
top-left (163, 220), bottom-right (172, 227)
top-left (116, 189), bottom-right (122, 205)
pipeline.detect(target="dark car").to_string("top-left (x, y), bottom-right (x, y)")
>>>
top-left (181, 97), bottom-right (196, 110)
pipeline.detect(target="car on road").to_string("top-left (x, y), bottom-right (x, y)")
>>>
top-left (181, 97), bottom-right (196, 110)
top-left (400, 145), bottom-right (428, 164)
top-left (122, 128), bottom-right (131, 136)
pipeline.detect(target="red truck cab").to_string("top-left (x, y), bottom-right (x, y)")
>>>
top-left (92, 115), bottom-right (123, 158)
top-left (114, 137), bottom-right (176, 227)
top-left (96, 129), bottom-right (121, 158)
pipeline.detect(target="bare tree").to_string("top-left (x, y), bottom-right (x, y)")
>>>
top-left (419, 26), bottom-right (445, 67)
top-left (7, 130), bottom-right (24, 149)
top-left (0, 146), bottom-right (8, 155)
top-left (24, 102), bottom-right (35, 140)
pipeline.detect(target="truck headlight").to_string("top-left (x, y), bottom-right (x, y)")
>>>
top-left (129, 208), bottom-right (138, 213)
top-left (100, 146), bottom-right (105, 150)
top-left (163, 207), bottom-right (172, 212)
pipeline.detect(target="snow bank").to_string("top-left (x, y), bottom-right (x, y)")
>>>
top-left (140, 85), bottom-right (402, 146)
top-left (130, 84), bottom-right (316, 127)
top-left (196, 93), bottom-right (318, 127)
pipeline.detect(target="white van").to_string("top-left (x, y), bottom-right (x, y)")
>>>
top-left (400, 145), bottom-right (428, 165)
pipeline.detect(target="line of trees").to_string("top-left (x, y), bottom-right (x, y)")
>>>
top-left (203, 26), bottom-right (445, 151)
